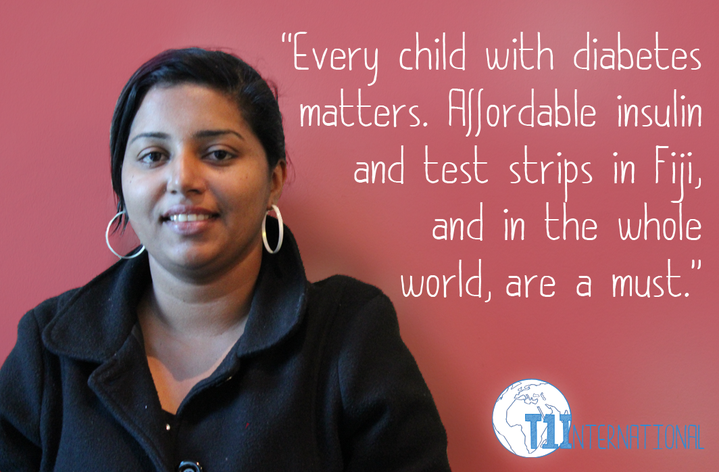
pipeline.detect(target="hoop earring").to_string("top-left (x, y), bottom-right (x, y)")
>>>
top-left (262, 204), bottom-right (284, 254)
top-left (105, 211), bottom-right (145, 259)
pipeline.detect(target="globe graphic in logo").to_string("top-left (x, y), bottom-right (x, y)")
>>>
top-left (492, 379), bottom-right (571, 458)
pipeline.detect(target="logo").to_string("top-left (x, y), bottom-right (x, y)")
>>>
top-left (492, 379), bottom-right (571, 457)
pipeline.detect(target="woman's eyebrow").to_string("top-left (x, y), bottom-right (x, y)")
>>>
top-left (128, 129), bottom-right (244, 144)
top-left (194, 129), bottom-right (244, 140)
top-left (129, 132), bottom-right (170, 144)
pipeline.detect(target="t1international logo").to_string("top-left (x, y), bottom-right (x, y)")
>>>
top-left (492, 379), bottom-right (571, 457)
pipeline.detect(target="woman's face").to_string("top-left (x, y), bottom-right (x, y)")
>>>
top-left (122, 84), bottom-right (285, 278)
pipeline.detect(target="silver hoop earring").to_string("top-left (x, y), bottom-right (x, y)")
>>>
top-left (105, 211), bottom-right (145, 259)
top-left (262, 204), bottom-right (284, 254)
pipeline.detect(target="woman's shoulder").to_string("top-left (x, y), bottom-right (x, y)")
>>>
top-left (20, 288), bottom-right (82, 331)
top-left (309, 274), bottom-right (389, 304)
top-left (306, 275), bottom-right (397, 324)
top-left (304, 274), bottom-right (401, 344)
top-left (13, 257), bottom-right (148, 361)
top-left (305, 276), bottom-right (451, 471)
top-left (22, 255), bottom-right (146, 329)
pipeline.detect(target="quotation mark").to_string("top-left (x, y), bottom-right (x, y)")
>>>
top-left (282, 32), bottom-right (297, 42)
top-left (685, 259), bottom-right (702, 297)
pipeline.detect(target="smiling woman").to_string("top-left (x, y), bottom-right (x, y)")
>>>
top-left (0, 48), bottom-right (450, 471)
top-left (122, 84), bottom-right (282, 282)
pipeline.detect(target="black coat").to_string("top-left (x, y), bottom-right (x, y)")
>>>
top-left (0, 229), bottom-right (450, 471)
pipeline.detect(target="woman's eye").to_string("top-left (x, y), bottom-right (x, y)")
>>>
top-left (208, 150), bottom-right (234, 161)
top-left (140, 151), bottom-right (166, 164)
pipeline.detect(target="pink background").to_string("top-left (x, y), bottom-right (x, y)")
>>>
top-left (0, 0), bottom-right (716, 470)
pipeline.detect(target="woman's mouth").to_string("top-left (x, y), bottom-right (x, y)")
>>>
top-left (161, 206), bottom-right (219, 223)
top-left (161, 208), bottom-right (219, 234)
top-left (168, 213), bottom-right (213, 222)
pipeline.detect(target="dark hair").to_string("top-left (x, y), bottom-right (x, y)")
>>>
top-left (110, 48), bottom-right (286, 224)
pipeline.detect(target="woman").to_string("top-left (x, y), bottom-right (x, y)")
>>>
top-left (0, 48), bottom-right (450, 471)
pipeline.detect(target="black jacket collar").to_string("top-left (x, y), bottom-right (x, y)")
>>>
top-left (42, 226), bottom-right (308, 363)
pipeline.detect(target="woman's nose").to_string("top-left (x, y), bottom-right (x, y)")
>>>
top-left (167, 151), bottom-right (205, 195)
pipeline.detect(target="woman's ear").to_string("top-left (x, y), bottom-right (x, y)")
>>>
top-left (268, 160), bottom-right (287, 207)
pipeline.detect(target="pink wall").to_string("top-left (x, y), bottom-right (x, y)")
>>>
top-left (0, 0), bottom-right (716, 470)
